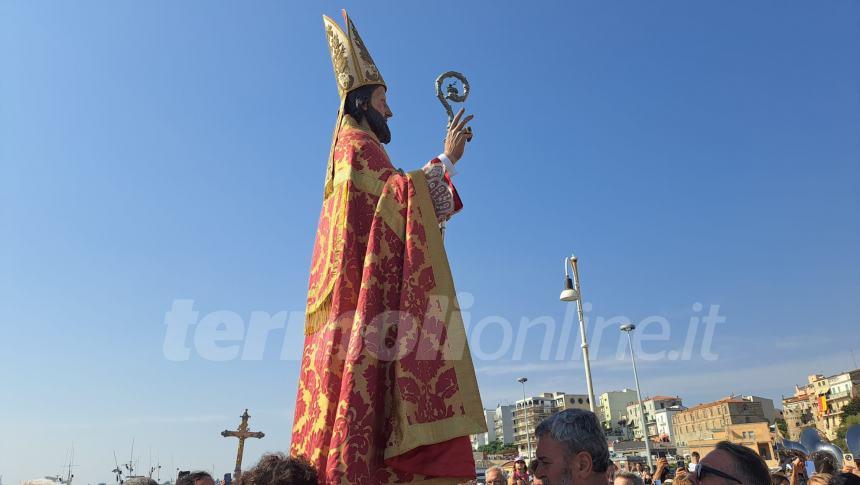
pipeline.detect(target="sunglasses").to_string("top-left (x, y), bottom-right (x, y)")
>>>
top-left (693, 463), bottom-right (742, 484)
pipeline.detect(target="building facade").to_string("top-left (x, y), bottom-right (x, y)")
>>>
top-left (684, 421), bottom-right (777, 468)
top-left (471, 408), bottom-right (498, 450)
top-left (783, 390), bottom-right (814, 441)
top-left (782, 370), bottom-right (860, 440)
top-left (494, 404), bottom-right (515, 445)
top-left (653, 405), bottom-right (686, 442)
top-left (513, 392), bottom-right (591, 457)
top-left (625, 396), bottom-right (683, 440)
top-left (599, 389), bottom-right (638, 435)
top-left (741, 395), bottom-right (780, 424)
top-left (671, 397), bottom-right (768, 448)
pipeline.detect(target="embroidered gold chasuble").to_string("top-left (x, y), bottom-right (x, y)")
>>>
top-left (291, 115), bottom-right (486, 484)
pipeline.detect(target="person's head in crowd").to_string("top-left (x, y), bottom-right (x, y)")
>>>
top-left (237, 453), bottom-right (317, 485)
top-left (808, 474), bottom-right (833, 485)
top-left (485, 465), bottom-right (507, 485)
top-left (125, 479), bottom-right (158, 485)
top-left (691, 452), bottom-right (701, 465)
top-left (694, 441), bottom-right (770, 484)
top-left (829, 473), bottom-right (860, 485)
top-left (607, 460), bottom-right (617, 484)
top-left (770, 471), bottom-right (790, 485)
top-left (534, 408), bottom-right (610, 485)
top-left (614, 471), bottom-right (645, 485)
top-left (515, 457), bottom-right (529, 475)
top-left (176, 472), bottom-right (215, 485)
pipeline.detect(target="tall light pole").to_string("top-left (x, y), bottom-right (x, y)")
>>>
top-left (560, 255), bottom-right (596, 412)
top-left (517, 377), bottom-right (533, 459)
top-left (620, 323), bottom-right (653, 470)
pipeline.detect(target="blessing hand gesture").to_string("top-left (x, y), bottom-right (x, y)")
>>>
top-left (444, 108), bottom-right (474, 164)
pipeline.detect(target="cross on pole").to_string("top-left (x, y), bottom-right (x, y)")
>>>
top-left (221, 409), bottom-right (265, 480)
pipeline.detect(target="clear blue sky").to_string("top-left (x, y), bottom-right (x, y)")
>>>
top-left (2, 0), bottom-right (859, 482)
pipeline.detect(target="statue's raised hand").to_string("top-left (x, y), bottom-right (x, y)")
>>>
top-left (444, 108), bottom-right (474, 164)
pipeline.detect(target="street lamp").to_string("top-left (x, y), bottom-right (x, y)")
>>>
top-left (620, 323), bottom-right (653, 470)
top-left (518, 377), bottom-right (533, 459)
top-left (559, 255), bottom-right (596, 413)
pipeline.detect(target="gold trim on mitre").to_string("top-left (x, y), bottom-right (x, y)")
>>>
top-left (323, 10), bottom-right (385, 100)
top-left (322, 10), bottom-right (386, 199)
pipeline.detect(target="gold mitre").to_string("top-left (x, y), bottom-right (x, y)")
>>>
top-left (321, 10), bottom-right (385, 199)
top-left (323, 10), bottom-right (386, 100)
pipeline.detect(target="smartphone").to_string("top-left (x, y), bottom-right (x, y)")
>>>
top-left (805, 460), bottom-right (816, 477)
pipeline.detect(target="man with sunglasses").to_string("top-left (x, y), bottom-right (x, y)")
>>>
top-left (653, 442), bottom-right (770, 485)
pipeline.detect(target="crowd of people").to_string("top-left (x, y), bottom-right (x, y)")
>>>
top-left (124, 408), bottom-right (858, 485)
top-left (122, 453), bottom-right (318, 485)
top-left (484, 409), bottom-right (859, 485)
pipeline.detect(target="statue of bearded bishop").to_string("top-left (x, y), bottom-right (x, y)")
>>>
top-left (289, 9), bottom-right (485, 484)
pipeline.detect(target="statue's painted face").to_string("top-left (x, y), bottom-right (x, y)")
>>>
top-left (364, 85), bottom-right (392, 144)
top-left (370, 85), bottom-right (392, 119)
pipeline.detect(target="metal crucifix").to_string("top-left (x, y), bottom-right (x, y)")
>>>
top-left (221, 409), bottom-right (265, 480)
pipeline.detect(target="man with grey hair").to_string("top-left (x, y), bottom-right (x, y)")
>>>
top-left (534, 408), bottom-right (611, 485)
top-left (614, 471), bottom-right (645, 485)
top-left (485, 465), bottom-right (507, 485)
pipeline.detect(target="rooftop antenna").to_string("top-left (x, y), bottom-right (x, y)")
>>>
top-left (125, 438), bottom-right (136, 477)
top-left (148, 450), bottom-right (161, 480)
top-left (156, 454), bottom-right (162, 482)
top-left (112, 451), bottom-right (123, 483)
top-left (64, 448), bottom-right (76, 485)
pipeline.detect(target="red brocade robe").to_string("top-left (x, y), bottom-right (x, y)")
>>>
top-left (291, 115), bottom-right (486, 484)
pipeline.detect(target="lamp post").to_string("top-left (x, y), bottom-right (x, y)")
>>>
top-left (517, 377), bottom-right (533, 459)
top-left (560, 255), bottom-right (596, 412)
top-left (620, 323), bottom-right (653, 470)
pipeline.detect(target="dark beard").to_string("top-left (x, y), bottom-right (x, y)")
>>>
top-left (365, 105), bottom-right (391, 144)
